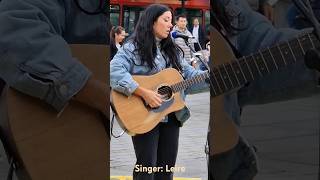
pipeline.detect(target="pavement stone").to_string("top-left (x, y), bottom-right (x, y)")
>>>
top-left (0, 93), bottom-right (318, 180)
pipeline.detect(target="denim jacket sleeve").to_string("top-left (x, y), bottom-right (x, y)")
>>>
top-left (232, 0), bottom-right (320, 106)
top-left (0, 0), bottom-right (97, 111)
top-left (110, 43), bottom-right (139, 96)
top-left (180, 55), bottom-right (209, 94)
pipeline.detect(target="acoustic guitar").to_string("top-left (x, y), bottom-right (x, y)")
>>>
top-left (0, 44), bottom-right (109, 180)
top-left (111, 28), bottom-right (319, 155)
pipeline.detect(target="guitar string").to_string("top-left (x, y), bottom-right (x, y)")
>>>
top-left (155, 34), bottom-right (315, 95)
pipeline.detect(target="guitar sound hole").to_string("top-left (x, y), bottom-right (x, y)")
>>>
top-left (157, 85), bottom-right (173, 101)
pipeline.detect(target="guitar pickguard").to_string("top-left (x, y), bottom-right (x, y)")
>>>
top-left (151, 96), bottom-right (175, 113)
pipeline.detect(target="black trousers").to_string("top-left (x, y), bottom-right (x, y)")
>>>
top-left (132, 113), bottom-right (180, 180)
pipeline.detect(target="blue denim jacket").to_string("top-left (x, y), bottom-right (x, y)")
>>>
top-left (110, 41), bottom-right (208, 125)
top-left (0, 0), bottom-right (108, 111)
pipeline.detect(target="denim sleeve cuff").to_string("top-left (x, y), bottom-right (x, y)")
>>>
top-left (46, 60), bottom-right (91, 111)
top-left (126, 80), bottom-right (139, 96)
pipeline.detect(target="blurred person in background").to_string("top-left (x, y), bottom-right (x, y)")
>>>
top-left (110, 25), bottom-right (127, 60)
top-left (188, 17), bottom-right (206, 51)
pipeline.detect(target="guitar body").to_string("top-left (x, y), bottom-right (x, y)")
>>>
top-left (209, 28), bottom-right (240, 155)
top-left (0, 45), bottom-right (109, 180)
top-left (111, 68), bottom-right (185, 135)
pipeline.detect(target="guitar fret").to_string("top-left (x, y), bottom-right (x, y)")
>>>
top-left (300, 35), bottom-right (314, 51)
top-left (252, 53), bottom-right (269, 75)
top-left (231, 60), bottom-right (247, 85)
top-left (208, 72), bottom-right (219, 95)
top-left (182, 82), bottom-right (186, 91)
top-left (236, 60), bottom-right (248, 82)
top-left (267, 48), bottom-right (279, 70)
top-left (216, 68), bottom-right (229, 91)
top-left (190, 79), bottom-right (194, 88)
top-left (172, 85), bottom-right (176, 92)
top-left (196, 76), bottom-right (200, 85)
top-left (212, 69), bottom-right (223, 93)
top-left (297, 36), bottom-right (305, 54)
top-left (225, 62), bottom-right (241, 87)
top-left (239, 58), bottom-right (253, 81)
top-left (261, 49), bottom-right (277, 73)
top-left (259, 50), bottom-right (270, 73)
top-left (245, 56), bottom-right (261, 78)
top-left (277, 44), bottom-right (287, 66)
top-left (310, 34), bottom-right (320, 48)
top-left (190, 78), bottom-right (194, 86)
top-left (279, 42), bottom-right (295, 64)
top-left (193, 76), bottom-right (198, 85)
top-left (252, 55), bottom-right (262, 76)
top-left (174, 84), bottom-right (177, 92)
top-left (270, 46), bottom-right (286, 68)
top-left (222, 64), bottom-right (234, 88)
top-left (205, 72), bottom-right (219, 96)
top-left (307, 33), bottom-right (316, 49)
top-left (176, 83), bottom-right (180, 92)
top-left (179, 82), bottom-right (183, 91)
top-left (199, 73), bottom-right (205, 83)
top-left (289, 38), bottom-right (304, 60)
top-left (286, 41), bottom-right (297, 62)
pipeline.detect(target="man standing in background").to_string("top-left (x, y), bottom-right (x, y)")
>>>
top-left (172, 14), bottom-right (196, 66)
top-left (188, 18), bottom-right (205, 51)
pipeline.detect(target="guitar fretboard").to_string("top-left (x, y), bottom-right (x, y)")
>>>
top-left (170, 32), bottom-right (320, 96)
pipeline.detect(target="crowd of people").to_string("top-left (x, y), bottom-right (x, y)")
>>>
top-left (110, 13), bottom-right (210, 69)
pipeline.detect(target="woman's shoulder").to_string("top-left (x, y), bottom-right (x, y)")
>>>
top-left (122, 40), bottom-right (136, 51)
top-left (115, 40), bottom-right (138, 59)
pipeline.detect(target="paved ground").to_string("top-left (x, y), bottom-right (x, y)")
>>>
top-left (110, 92), bottom-right (319, 180)
top-left (110, 92), bottom-right (210, 179)
top-left (242, 94), bottom-right (319, 180)
top-left (0, 92), bottom-right (318, 179)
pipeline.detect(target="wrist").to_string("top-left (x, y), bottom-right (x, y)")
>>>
top-left (133, 86), bottom-right (147, 98)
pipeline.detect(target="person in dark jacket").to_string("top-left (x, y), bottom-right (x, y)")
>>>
top-left (188, 17), bottom-right (206, 51)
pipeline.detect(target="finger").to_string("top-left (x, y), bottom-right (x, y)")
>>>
top-left (155, 97), bottom-right (163, 104)
top-left (150, 102), bottom-right (160, 108)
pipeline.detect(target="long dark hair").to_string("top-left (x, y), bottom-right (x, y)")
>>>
top-left (128, 4), bottom-right (182, 71)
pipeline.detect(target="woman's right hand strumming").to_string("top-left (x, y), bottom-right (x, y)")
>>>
top-left (134, 86), bottom-right (163, 108)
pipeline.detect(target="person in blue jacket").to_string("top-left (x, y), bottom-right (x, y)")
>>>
top-left (0, 0), bottom-right (109, 117)
top-left (110, 4), bottom-right (208, 180)
top-left (210, 0), bottom-right (320, 179)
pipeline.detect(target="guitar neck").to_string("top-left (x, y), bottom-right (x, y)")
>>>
top-left (171, 32), bottom-right (320, 96)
